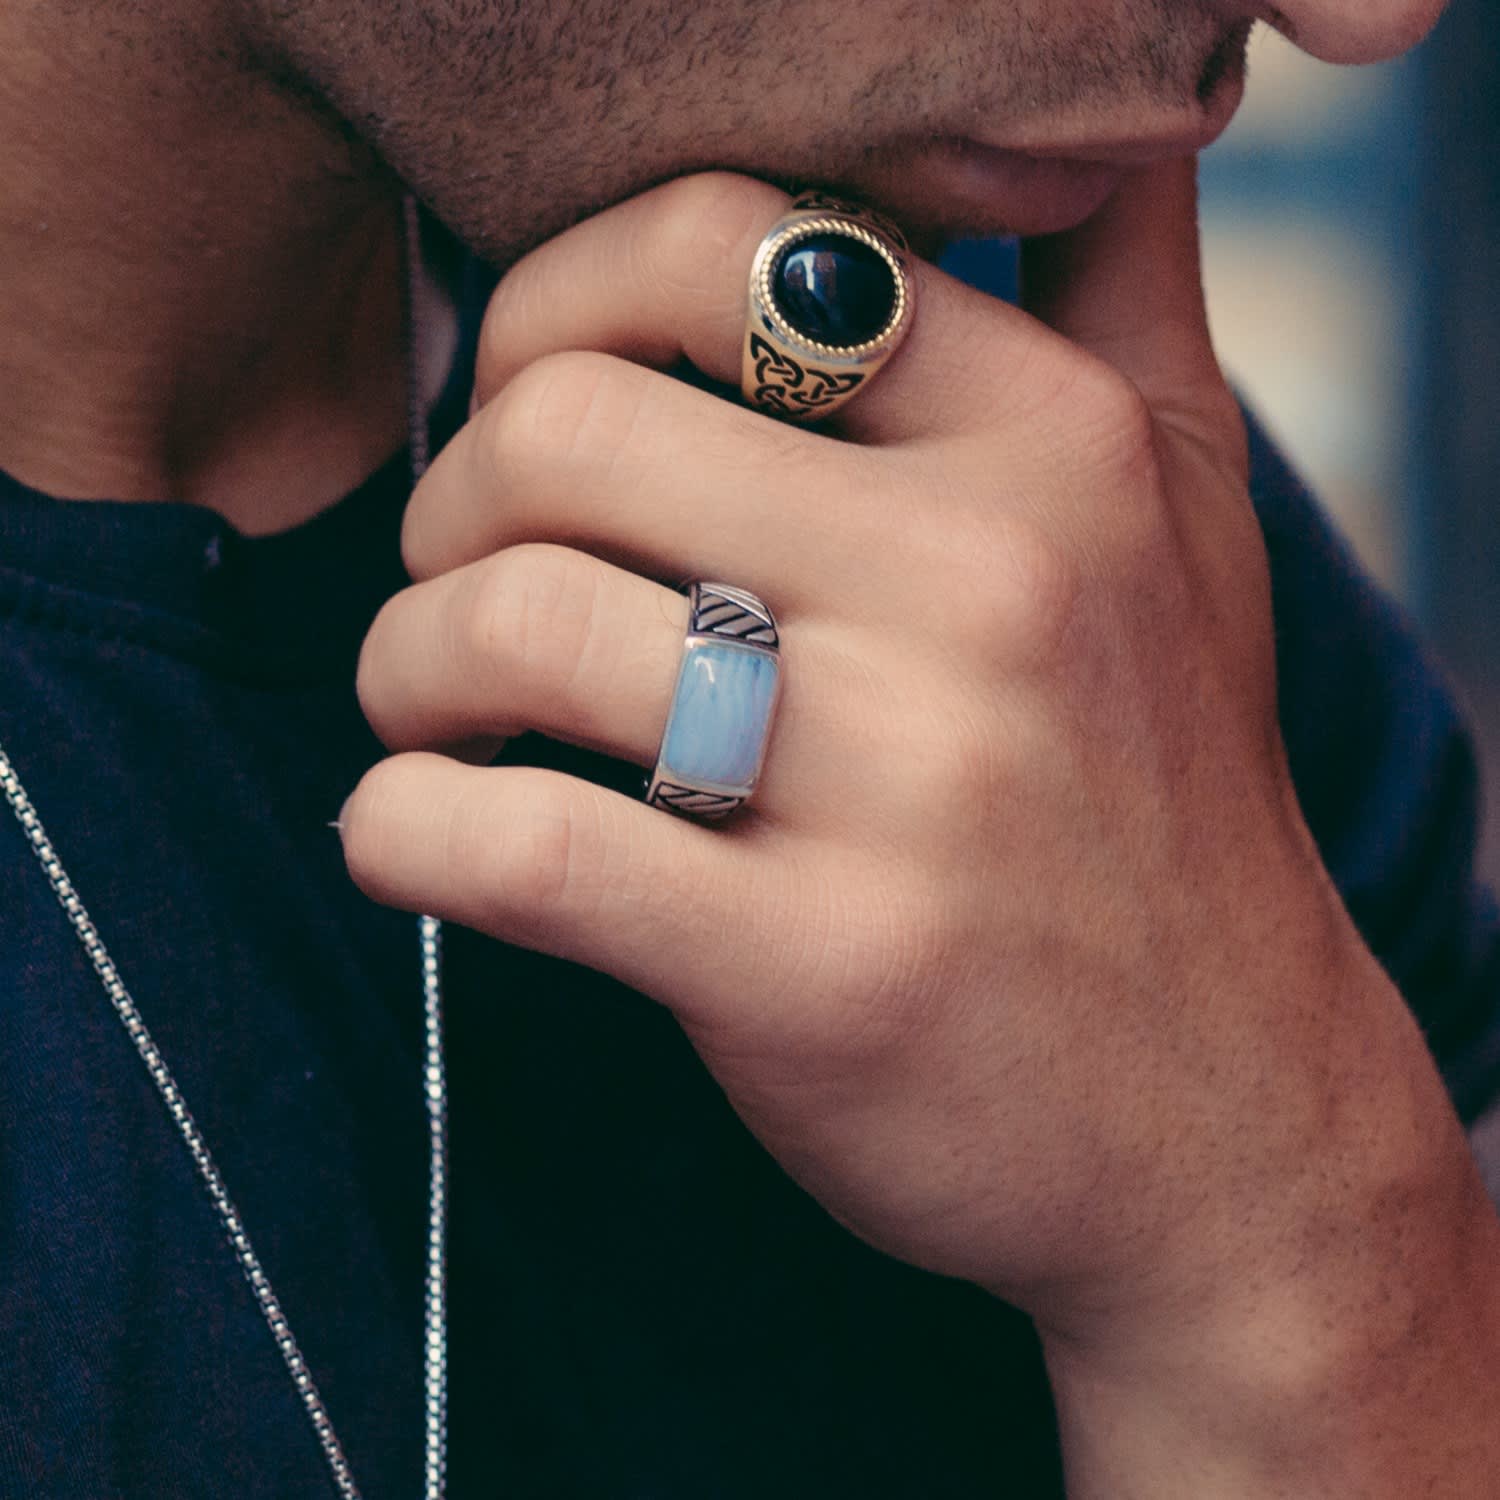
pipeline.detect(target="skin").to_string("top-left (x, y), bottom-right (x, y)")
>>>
top-left (348, 167), bottom-right (1500, 1494)
top-left (1, 0), bottom-right (1495, 1493)
top-left (0, 0), bottom-right (1445, 516)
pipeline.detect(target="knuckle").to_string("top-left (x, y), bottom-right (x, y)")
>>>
top-left (992, 518), bottom-right (1085, 664)
top-left (1041, 358), bottom-right (1180, 580)
top-left (902, 701), bottom-right (1005, 822)
top-left (482, 349), bottom-right (642, 479)
top-left (636, 173), bottom-right (790, 339)
top-left (1058, 357), bottom-right (1159, 486)
top-left (943, 516), bottom-right (1084, 673)
top-left (459, 542), bottom-right (598, 692)
top-left (812, 880), bottom-right (973, 1058)
top-left (650, 172), bottom-right (786, 287)
top-left (460, 774), bottom-right (603, 924)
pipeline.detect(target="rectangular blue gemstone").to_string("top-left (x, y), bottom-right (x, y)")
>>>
top-left (660, 640), bottom-right (780, 792)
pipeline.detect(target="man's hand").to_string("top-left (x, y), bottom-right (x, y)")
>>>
top-left (342, 166), bottom-right (1500, 1492)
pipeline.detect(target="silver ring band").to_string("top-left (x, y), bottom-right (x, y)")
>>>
top-left (646, 583), bottom-right (782, 820)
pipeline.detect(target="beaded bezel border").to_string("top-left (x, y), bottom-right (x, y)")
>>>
top-left (751, 214), bottom-right (913, 361)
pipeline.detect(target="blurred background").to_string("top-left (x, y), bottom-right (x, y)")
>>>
top-left (1198, 0), bottom-right (1499, 888)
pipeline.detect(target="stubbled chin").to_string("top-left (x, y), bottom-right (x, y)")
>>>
top-left (840, 139), bottom-right (1125, 245)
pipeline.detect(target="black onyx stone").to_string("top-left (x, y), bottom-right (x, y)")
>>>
top-left (770, 232), bottom-right (898, 348)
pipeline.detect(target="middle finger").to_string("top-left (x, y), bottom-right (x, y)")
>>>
top-left (402, 345), bottom-right (895, 590)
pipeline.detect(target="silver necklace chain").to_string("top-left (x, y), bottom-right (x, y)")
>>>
top-left (405, 190), bottom-right (451, 1500)
top-left (0, 191), bottom-right (450, 1499)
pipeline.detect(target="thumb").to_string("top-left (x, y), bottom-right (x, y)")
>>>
top-left (1020, 159), bottom-right (1233, 437)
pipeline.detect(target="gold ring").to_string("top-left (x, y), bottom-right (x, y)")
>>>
top-left (741, 191), bottom-right (916, 423)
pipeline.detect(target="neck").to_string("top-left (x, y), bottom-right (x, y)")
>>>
top-left (0, 5), bottom-right (419, 534)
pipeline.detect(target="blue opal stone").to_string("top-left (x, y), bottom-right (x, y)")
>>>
top-left (661, 642), bottom-right (780, 791)
top-left (771, 232), bottom-right (898, 347)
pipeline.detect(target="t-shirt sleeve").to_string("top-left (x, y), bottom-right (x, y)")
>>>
top-left (1248, 414), bottom-right (1500, 1126)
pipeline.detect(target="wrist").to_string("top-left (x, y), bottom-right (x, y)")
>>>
top-left (1037, 946), bottom-right (1500, 1495)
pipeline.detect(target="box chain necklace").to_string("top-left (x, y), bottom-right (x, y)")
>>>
top-left (0, 193), bottom-right (450, 1500)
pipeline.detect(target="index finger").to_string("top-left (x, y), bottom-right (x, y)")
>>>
top-left (470, 171), bottom-right (1079, 446)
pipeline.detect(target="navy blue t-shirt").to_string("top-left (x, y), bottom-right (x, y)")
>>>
top-left (2, 272), bottom-right (1497, 1496)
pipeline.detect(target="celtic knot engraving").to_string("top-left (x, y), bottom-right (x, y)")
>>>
top-left (749, 334), bottom-right (865, 418)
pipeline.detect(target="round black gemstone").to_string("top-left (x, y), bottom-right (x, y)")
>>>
top-left (770, 232), bottom-right (898, 348)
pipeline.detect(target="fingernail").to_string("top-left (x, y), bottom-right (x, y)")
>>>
top-left (329, 796), bottom-right (352, 836)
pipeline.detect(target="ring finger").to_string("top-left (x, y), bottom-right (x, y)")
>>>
top-left (357, 541), bottom-right (860, 822)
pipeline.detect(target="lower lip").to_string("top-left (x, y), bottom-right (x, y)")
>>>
top-left (896, 139), bottom-right (1125, 239)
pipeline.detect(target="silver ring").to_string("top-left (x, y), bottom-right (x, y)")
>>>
top-left (646, 583), bottom-right (782, 820)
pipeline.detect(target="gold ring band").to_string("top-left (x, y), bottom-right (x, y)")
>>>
top-left (741, 191), bottom-right (916, 423)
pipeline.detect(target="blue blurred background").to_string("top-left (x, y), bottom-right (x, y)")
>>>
top-left (1198, 0), bottom-right (1498, 885)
